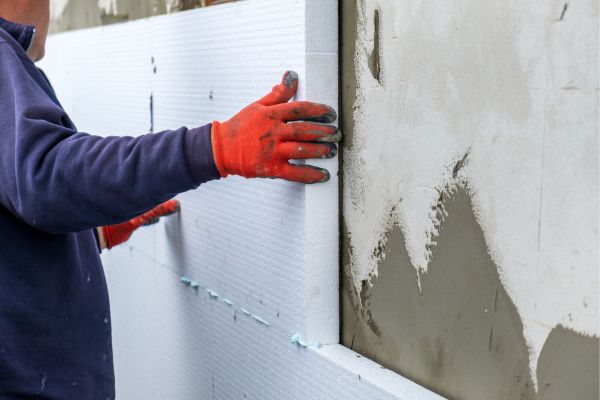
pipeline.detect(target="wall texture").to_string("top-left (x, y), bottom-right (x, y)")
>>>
top-left (341, 0), bottom-right (599, 399)
top-left (49, 0), bottom-right (234, 33)
top-left (40, 1), bottom-right (444, 399)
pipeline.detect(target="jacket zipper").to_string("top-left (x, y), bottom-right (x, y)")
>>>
top-left (26, 27), bottom-right (36, 53)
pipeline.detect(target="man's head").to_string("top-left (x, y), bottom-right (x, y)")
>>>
top-left (0, 0), bottom-right (50, 62)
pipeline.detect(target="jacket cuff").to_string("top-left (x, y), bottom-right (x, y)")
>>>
top-left (184, 123), bottom-right (221, 185)
top-left (210, 121), bottom-right (229, 178)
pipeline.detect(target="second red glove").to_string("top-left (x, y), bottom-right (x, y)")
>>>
top-left (100, 199), bottom-right (180, 250)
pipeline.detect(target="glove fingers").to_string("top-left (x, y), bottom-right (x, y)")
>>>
top-left (154, 199), bottom-right (180, 216)
top-left (277, 142), bottom-right (337, 160)
top-left (271, 101), bottom-right (337, 123)
top-left (278, 123), bottom-right (341, 143)
top-left (256, 71), bottom-right (298, 106)
top-left (277, 164), bottom-right (331, 184)
top-left (101, 200), bottom-right (180, 249)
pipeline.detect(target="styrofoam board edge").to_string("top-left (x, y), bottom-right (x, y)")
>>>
top-left (317, 344), bottom-right (447, 400)
top-left (302, 0), bottom-right (340, 346)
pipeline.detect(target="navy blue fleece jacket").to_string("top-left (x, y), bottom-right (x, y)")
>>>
top-left (0, 18), bottom-right (219, 399)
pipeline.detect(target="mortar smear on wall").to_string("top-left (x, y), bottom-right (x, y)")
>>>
top-left (343, 0), bottom-right (599, 388)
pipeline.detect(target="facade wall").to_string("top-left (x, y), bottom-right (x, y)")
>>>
top-left (341, 1), bottom-right (599, 399)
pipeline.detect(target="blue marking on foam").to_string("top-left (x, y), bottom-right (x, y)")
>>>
top-left (180, 276), bottom-right (192, 285)
top-left (290, 334), bottom-right (321, 349)
top-left (177, 276), bottom-right (274, 330)
top-left (239, 308), bottom-right (252, 317)
top-left (251, 315), bottom-right (271, 327)
top-left (290, 334), bottom-right (306, 347)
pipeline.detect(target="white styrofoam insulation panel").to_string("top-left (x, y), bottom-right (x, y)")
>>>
top-left (39, 1), bottom-right (444, 398)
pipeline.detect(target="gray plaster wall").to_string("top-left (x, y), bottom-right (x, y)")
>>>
top-left (340, 0), bottom-right (599, 399)
top-left (49, 0), bottom-right (234, 33)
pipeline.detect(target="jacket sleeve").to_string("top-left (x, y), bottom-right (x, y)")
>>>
top-left (0, 43), bottom-right (220, 233)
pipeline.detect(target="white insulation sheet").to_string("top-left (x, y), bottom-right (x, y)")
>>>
top-left (40, 1), bottom-right (443, 399)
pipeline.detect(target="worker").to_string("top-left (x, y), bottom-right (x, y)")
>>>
top-left (0, 1), bottom-right (341, 398)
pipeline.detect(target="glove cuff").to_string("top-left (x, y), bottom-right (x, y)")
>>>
top-left (101, 226), bottom-right (116, 250)
top-left (211, 121), bottom-right (229, 178)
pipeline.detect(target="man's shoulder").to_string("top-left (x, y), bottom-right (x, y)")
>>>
top-left (0, 39), bottom-right (34, 95)
top-left (0, 40), bottom-right (19, 65)
top-left (0, 27), bottom-right (9, 44)
top-left (0, 31), bottom-right (28, 61)
top-left (0, 37), bottom-right (29, 69)
top-left (0, 38), bottom-right (17, 56)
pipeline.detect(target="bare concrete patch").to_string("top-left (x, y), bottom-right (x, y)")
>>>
top-left (345, 188), bottom-right (523, 398)
top-left (367, 7), bottom-right (381, 84)
top-left (536, 325), bottom-right (599, 400)
top-left (342, 187), bottom-right (599, 399)
top-left (340, 0), bottom-right (359, 150)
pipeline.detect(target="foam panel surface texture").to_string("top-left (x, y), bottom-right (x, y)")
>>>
top-left (39, 1), bottom-right (442, 399)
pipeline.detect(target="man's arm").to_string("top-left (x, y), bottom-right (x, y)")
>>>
top-left (0, 43), bottom-right (216, 232)
top-left (0, 42), bottom-right (339, 233)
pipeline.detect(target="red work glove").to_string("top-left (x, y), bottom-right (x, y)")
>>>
top-left (100, 199), bottom-right (180, 250)
top-left (211, 71), bottom-right (341, 184)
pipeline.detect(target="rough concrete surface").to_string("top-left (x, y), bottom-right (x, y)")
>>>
top-left (341, 0), bottom-right (599, 398)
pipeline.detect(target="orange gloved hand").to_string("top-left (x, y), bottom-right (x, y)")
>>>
top-left (211, 71), bottom-right (341, 184)
top-left (100, 199), bottom-right (180, 250)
